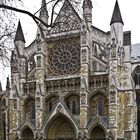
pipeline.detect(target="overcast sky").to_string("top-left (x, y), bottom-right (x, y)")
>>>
top-left (18, 0), bottom-right (140, 46)
top-left (1, 0), bottom-right (140, 89)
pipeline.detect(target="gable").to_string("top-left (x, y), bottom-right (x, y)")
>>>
top-left (50, 0), bottom-right (81, 34)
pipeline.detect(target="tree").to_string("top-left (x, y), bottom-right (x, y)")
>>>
top-left (0, 0), bottom-right (81, 66)
top-left (0, 0), bottom-right (22, 66)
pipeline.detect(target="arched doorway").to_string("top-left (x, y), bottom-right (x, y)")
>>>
top-left (47, 115), bottom-right (76, 140)
top-left (90, 126), bottom-right (106, 140)
top-left (22, 127), bottom-right (34, 140)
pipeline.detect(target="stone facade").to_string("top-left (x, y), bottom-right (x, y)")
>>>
top-left (1, 0), bottom-right (140, 140)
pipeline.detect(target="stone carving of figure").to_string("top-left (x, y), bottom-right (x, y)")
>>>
top-left (110, 38), bottom-right (116, 58)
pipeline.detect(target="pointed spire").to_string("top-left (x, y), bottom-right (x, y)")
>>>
top-left (0, 81), bottom-right (2, 92)
top-left (39, 0), bottom-right (48, 19)
top-left (6, 76), bottom-right (10, 90)
top-left (110, 0), bottom-right (124, 25)
top-left (14, 20), bottom-right (26, 43)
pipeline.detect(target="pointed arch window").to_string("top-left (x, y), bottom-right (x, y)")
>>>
top-left (98, 96), bottom-right (103, 115)
top-left (66, 100), bottom-right (70, 109)
top-left (49, 101), bottom-right (53, 113)
top-left (65, 95), bottom-right (80, 115)
top-left (13, 99), bottom-right (17, 109)
top-left (133, 66), bottom-right (140, 87)
top-left (24, 99), bottom-right (35, 125)
top-left (31, 103), bottom-right (35, 119)
top-left (89, 94), bottom-right (108, 116)
top-left (45, 96), bottom-right (58, 115)
top-left (72, 100), bottom-right (76, 114)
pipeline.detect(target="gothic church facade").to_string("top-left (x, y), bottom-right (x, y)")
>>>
top-left (1, 0), bottom-right (140, 139)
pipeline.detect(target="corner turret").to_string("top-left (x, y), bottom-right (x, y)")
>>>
top-left (110, 0), bottom-right (123, 47)
top-left (14, 21), bottom-right (25, 43)
top-left (14, 21), bottom-right (25, 56)
top-left (110, 0), bottom-right (124, 25)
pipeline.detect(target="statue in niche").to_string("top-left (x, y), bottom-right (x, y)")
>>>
top-left (81, 24), bottom-right (87, 45)
top-left (80, 92), bottom-right (86, 105)
top-left (118, 45), bottom-right (125, 65)
top-left (110, 38), bottom-right (116, 58)
top-left (110, 91), bottom-right (116, 103)
top-left (81, 48), bottom-right (87, 63)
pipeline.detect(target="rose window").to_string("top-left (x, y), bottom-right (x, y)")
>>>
top-left (48, 42), bottom-right (80, 75)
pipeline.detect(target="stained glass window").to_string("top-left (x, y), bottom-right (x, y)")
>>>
top-left (49, 101), bottom-right (52, 113)
top-left (65, 95), bottom-right (80, 115)
top-left (89, 94), bottom-right (108, 116)
top-left (48, 42), bottom-right (80, 75)
top-left (98, 96), bottom-right (103, 115)
top-left (31, 103), bottom-right (35, 119)
top-left (45, 96), bottom-right (58, 114)
top-left (72, 100), bottom-right (76, 114)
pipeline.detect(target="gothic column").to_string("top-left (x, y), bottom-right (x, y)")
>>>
top-left (80, 22), bottom-right (90, 134)
top-left (109, 38), bottom-right (118, 140)
top-left (35, 37), bottom-right (46, 129)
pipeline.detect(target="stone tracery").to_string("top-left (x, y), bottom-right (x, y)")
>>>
top-left (48, 42), bottom-right (80, 75)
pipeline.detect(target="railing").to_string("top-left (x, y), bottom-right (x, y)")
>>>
top-left (89, 74), bottom-right (108, 89)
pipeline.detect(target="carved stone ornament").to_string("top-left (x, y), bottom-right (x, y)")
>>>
top-left (81, 48), bottom-right (87, 63)
top-left (110, 38), bottom-right (117, 58)
top-left (80, 92), bottom-right (86, 105)
top-left (56, 104), bottom-right (63, 113)
top-left (108, 131), bottom-right (114, 140)
top-left (78, 131), bottom-right (88, 140)
top-left (50, 0), bottom-right (81, 34)
top-left (35, 132), bottom-right (39, 140)
top-left (110, 91), bottom-right (116, 103)
top-left (48, 42), bottom-right (80, 75)
top-left (81, 24), bottom-right (87, 45)
top-left (39, 132), bottom-right (44, 140)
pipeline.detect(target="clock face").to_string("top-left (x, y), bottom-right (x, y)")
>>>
top-left (48, 42), bottom-right (80, 75)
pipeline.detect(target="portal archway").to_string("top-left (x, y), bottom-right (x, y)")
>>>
top-left (90, 126), bottom-right (106, 140)
top-left (21, 127), bottom-right (34, 140)
top-left (47, 115), bottom-right (76, 140)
